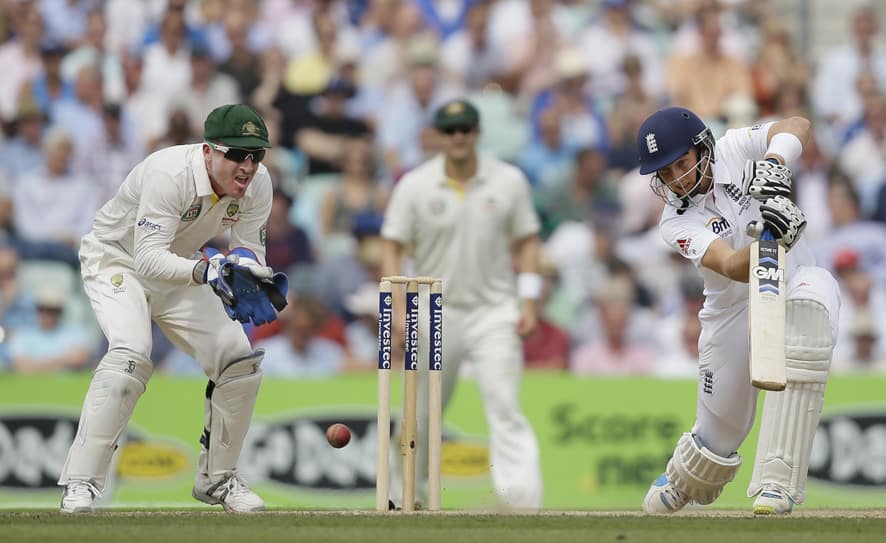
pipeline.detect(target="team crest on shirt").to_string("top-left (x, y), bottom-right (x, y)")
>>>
top-left (181, 202), bottom-right (202, 222)
top-left (110, 273), bottom-right (126, 294)
top-left (723, 184), bottom-right (752, 213)
top-left (223, 202), bottom-right (240, 225)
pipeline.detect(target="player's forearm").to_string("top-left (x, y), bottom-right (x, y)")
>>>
top-left (702, 239), bottom-right (751, 283)
top-left (514, 234), bottom-right (541, 275)
top-left (765, 117), bottom-right (811, 164)
top-left (133, 244), bottom-right (202, 284)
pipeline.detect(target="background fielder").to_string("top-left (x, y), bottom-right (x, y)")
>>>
top-left (381, 99), bottom-right (543, 510)
top-left (58, 104), bottom-right (286, 513)
top-left (637, 107), bottom-right (840, 515)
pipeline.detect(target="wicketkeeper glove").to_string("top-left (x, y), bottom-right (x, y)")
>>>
top-left (741, 159), bottom-right (793, 201)
top-left (746, 195), bottom-right (807, 251)
top-left (193, 247), bottom-right (288, 325)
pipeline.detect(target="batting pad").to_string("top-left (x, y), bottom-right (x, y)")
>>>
top-left (749, 299), bottom-right (832, 504)
top-left (201, 350), bottom-right (264, 483)
top-left (667, 432), bottom-right (742, 505)
top-left (58, 349), bottom-right (151, 491)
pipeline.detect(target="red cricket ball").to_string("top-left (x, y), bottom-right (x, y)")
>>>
top-left (326, 423), bottom-right (351, 448)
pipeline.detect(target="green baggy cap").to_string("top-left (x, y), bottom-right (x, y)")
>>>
top-left (433, 99), bottom-right (480, 130)
top-left (203, 104), bottom-right (271, 148)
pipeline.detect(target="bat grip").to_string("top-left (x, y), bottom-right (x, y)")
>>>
top-left (761, 229), bottom-right (776, 241)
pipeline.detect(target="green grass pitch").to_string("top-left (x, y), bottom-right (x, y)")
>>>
top-left (3, 510), bottom-right (885, 543)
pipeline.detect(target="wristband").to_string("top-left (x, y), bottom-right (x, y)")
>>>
top-left (517, 272), bottom-right (543, 300)
top-left (765, 133), bottom-right (803, 165)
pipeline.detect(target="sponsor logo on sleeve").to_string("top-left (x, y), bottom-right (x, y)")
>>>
top-left (137, 217), bottom-right (161, 231)
top-left (260, 223), bottom-right (267, 246)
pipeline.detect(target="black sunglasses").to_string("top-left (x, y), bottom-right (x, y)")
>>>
top-left (440, 125), bottom-right (476, 135)
top-left (208, 142), bottom-right (266, 163)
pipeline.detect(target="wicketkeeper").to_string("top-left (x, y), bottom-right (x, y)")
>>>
top-left (58, 104), bottom-right (287, 513)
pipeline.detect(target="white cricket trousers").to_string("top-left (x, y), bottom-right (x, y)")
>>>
top-left (80, 235), bottom-right (254, 378)
top-left (391, 298), bottom-right (543, 509)
top-left (693, 265), bottom-right (840, 456)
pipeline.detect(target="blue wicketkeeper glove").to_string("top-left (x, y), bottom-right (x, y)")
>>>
top-left (195, 247), bottom-right (288, 325)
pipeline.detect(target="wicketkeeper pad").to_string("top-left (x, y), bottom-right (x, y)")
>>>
top-left (749, 299), bottom-right (833, 504)
top-left (200, 350), bottom-right (264, 483)
top-left (58, 349), bottom-right (152, 491)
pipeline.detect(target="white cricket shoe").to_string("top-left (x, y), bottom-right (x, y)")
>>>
top-left (193, 473), bottom-right (265, 513)
top-left (753, 486), bottom-right (794, 516)
top-left (60, 481), bottom-right (99, 513)
top-left (643, 473), bottom-right (689, 514)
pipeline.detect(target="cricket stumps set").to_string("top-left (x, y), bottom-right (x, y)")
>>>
top-left (376, 276), bottom-right (443, 512)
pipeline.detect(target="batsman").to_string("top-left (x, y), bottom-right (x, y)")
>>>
top-left (58, 104), bottom-right (287, 513)
top-left (637, 107), bottom-right (840, 515)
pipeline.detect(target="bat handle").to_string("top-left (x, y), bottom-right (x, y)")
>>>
top-left (761, 228), bottom-right (776, 241)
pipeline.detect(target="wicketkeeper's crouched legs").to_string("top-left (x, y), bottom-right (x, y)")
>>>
top-left (58, 348), bottom-right (152, 492)
top-left (194, 350), bottom-right (264, 485)
top-left (748, 299), bottom-right (833, 505)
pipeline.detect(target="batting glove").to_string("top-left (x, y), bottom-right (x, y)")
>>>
top-left (741, 159), bottom-right (793, 201)
top-left (746, 195), bottom-right (807, 251)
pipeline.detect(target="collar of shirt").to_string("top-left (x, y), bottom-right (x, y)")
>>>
top-left (433, 153), bottom-right (490, 193)
top-left (190, 144), bottom-right (215, 198)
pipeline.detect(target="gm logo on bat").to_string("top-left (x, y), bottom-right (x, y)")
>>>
top-left (752, 266), bottom-right (784, 282)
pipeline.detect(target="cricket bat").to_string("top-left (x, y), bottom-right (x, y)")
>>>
top-left (748, 229), bottom-right (787, 391)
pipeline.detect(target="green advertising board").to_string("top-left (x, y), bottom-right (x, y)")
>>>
top-left (1, 373), bottom-right (884, 510)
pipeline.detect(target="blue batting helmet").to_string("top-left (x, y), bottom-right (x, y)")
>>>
top-left (637, 107), bottom-right (714, 175)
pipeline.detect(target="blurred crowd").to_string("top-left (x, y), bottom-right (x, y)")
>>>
top-left (1, 0), bottom-right (886, 377)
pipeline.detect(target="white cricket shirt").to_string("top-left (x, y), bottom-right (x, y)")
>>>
top-left (86, 143), bottom-right (273, 284)
top-left (382, 153), bottom-right (541, 308)
top-left (659, 123), bottom-right (816, 312)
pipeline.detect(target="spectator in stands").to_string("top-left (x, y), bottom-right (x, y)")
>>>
top-left (319, 139), bottom-right (387, 239)
top-left (832, 248), bottom-right (886, 370)
top-left (815, 174), bottom-right (886, 287)
top-left (535, 147), bottom-right (620, 238)
top-left (666, 4), bottom-right (752, 121)
top-left (844, 309), bottom-right (885, 372)
top-left (8, 285), bottom-right (94, 373)
top-left (0, 99), bottom-right (46, 183)
top-left (440, 1), bottom-right (506, 91)
top-left (75, 102), bottom-right (144, 205)
top-left (529, 47), bottom-right (609, 154)
top-left (179, 46), bottom-right (241, 136)
top-left (655, 275), bottom-right (705, 379)
top-left (140, 9), bottom-right (193, 114)
top-left (293, 76), bottom-right (372, 175)
top-left (579, 0), bottom-right (664, 104)
top-left (29, 42), bottom-right (74, 120)
top-left (570, 275), bottom-right (655, 375)
top-left (837, 93), bottom-right (886, 209)
top-left (812, 5), bottom-right (886, 144)
top-left (377, 33), bottom-right (462, 177)
top-left (218, 11), bottom-right (263, 101)
top-left (315, 212), bottom-right (384, 318)
top-left (120, 50), bottom-right (167, 147)
top-left (341, 282), bottom-right (382, 371)
top-left (61, 9), bottom-right (125, 105)
top-left (264, 191), bottom-right (314, 273)
top-left (53, 63), bottom-right (107, 156)
top-left (750, 18), bottom-right (808, 119)
top-left (606, 54), bottom-right (660, 172)
top-left (258, 296), bottom-right (346, 378)
top-left (0, 3), bottom-right (42, 122)
top-left (282, 9), bottom-right (342, 96)
top-left (0, 244), bottom-right (37, 368)
top-left (12, 126), bottom-right (98, 266)
top-left (518, 106), bottom-right (576, 189)
top-left (151, 106), bottom-right (199, 151)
